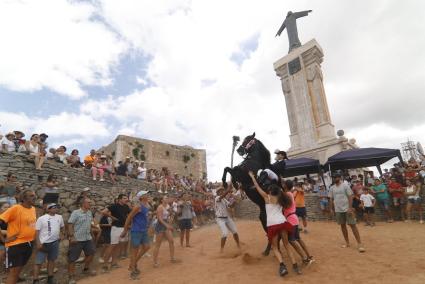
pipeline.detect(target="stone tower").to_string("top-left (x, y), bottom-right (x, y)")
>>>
top-left (274, 39), bottom-right (357, 163)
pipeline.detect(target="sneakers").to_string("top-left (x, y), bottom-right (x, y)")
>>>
top-left (130, 272), bottom-right (140, 280)
top-left (92, 177), bottom-right (96, 181)
top-left (279, 263), bottom-right (288, 277)
top-left (293, 263), bottom-right (302, 275)
top-left (358, 246), bottom-right (366, 253)
top-left (303, 256), bottom-right (315, 266)
top-left (68, 277), bottom-right (76, 284)
top-left (99, 178), bottom-right (105, 182)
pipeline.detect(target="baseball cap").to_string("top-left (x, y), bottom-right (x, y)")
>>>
top-left (136, 190), bottom-right (149, 198)
top-left (47, 203), bottom-right (59, 210)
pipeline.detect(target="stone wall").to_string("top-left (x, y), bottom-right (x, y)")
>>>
top-left (99, 135), bottom-right (207, 180)
top-left (235, 192), bottom-right (425, 222)
top-left (0, 153), bottom-right (156, 219)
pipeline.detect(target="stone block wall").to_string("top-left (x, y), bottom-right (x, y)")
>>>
top-left (235, 192), bottom-right (425, 222)
top-left (0, 153), bottom-right (156, 220)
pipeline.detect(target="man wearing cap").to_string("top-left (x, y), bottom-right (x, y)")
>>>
top-left (1, 132), bottom-right (16, 153)
top-left (329, 172), bottom-right (365, 253)
top-left (121, 191), bottom-right (151, 280)
top-left (33, 204), bottom-right (65, 284)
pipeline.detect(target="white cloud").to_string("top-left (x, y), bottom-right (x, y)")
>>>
top-left (0, 0), bottom-right (127, 99)
top-left (0, 111), bottom-right (109, 145)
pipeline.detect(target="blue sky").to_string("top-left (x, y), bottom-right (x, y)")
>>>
top-left (1, 0), bottom-right (425, 181)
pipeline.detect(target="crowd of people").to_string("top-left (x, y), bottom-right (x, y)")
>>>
top-left (314, 157), bottom-right (425, 225)
top-left (0, 130), bottom-right (213, 196)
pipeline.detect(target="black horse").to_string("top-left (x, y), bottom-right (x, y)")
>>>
top-left (222, 132), bottom-right (275, 254)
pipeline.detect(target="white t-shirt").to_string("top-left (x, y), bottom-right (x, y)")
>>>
top-left (36, 214), bottom-right (64, 244)
top-left (215, 196), bottom-right (230, 218)
top-left (1, 138), bottom-right (15, 152)
top-left (360, 194), bottom-right (375, 207)
top-left (137, 167), bottom-right (147, 179)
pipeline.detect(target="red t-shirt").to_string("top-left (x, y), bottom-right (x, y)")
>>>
top-left (388, 181), bottom-right (403, 198)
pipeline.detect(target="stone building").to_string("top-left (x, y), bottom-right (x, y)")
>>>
top-left (99, 135), bottom-right (207, 180)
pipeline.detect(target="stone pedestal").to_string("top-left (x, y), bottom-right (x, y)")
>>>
top-left (274, 39), bottom-right (357, 163)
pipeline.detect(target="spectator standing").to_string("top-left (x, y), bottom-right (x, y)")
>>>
top-left (405, 179), bottom-right (423, 223)
top-left (388, 177), bottom-right (406, 221)
top-left (371, 179), bottom-right (393, 223)
top-left (329, 173), bottom-right (365, 253)
top-left (67, 198), bottom-right (97, 284)
top-left (360, 188), bottom-right (376, 226)
top-left (101, 194), bottom-right (131, 271)
top-left (137, 162), bottom-right (147, 180)
top-left (152, 196), bottom-right (180, 267)
top-left (293, 182), bottom-right (308, 233)
top-left (177, 193), bottom-right (195, 247)
top-left (1, 133), bottom-right (16, 153)
top-left (33, 204), bottom-right (65, 284)
top-left (318, 185), bottom-right (329, 217)
top-left (0, 172), bottom-right (22, 205)
top-left (0, 202), bottom-right (10, 273)
top-left (0, 190), bottom-right (37, 284)
top-left (98, 214), bottom-right (112, 264)
top-left (83, 150), bottom-right (96, 169)
top-left (121, 191), bottom-right (151, 280)
top-left (26, 134), bottom-right (45, 170)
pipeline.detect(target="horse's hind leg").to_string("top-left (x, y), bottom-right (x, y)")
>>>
top-left (222, 167), bottom-right (231, 188)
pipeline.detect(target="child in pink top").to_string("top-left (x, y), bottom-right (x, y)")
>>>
top-left (283, 180), bottom-right (314, 265)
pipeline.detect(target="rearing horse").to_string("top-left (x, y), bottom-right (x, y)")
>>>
top-left (222, 132), bottom-right (272, 253)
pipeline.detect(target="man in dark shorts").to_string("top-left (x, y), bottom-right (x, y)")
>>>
top-left (0, 190), bottom-right (37, 284)
top-left (67, 198), bottom-right (96, 284)
top-left (177, 193), bottom-right (195, 247)
top-left (101, 194), bottom-right (130, 271)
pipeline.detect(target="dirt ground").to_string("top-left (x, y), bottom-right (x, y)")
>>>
top-left (81, 220), bottom-right (425, 284)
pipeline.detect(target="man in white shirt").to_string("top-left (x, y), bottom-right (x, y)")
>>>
top-left (33, 204), bottom-right (65, 284)
top-left (215, 186), bottom-right (240, 253)
top-left (1, 133), bottom-right (16, 153)
top-left (137, 162), bottom-right (147, 180)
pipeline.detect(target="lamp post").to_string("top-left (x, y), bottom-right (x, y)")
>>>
top-left (231, 135), bottom-right (240, 168)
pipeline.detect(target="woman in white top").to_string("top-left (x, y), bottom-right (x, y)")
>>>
top-left (152, 196), bottom-right (179, 267)
top-left (249, 172), bottom-right (300, 277)
top-left (405, 179), bottom-right (423, 223)
top-left (26, 134), bottom-right (44, 170)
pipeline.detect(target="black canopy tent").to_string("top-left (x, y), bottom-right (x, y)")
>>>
top-left (281, 157), bottom-right (322, 178)
top-left (324, 147), bottom-right (403, 176)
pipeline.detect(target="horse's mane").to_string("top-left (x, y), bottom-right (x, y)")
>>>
top-left (255, 139), bottom-right (271, 167)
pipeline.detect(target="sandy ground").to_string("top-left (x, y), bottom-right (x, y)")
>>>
top-left (81, 220), bottom-right (425, 284)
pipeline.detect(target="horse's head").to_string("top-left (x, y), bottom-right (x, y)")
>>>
top-left (236, 132), bottom-right (256, 156)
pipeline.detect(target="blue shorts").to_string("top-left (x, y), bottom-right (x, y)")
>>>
top-left (179, 219), bottom-right (193, 230)
top-left (377, 198), bottom-right (390, 210)
top-left (319, 199), bottom-right (329, 210)
top-left (154, 222), bottom-right (167, 234)
top-left (130, 231), bottom-right (150, 247)
top-left (35, 240), bottom-right (60, 264)
top-left (296, 207), bottom-right (307, 218)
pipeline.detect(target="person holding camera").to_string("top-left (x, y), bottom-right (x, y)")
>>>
top-left (32, 204), bottom-right (65, 284)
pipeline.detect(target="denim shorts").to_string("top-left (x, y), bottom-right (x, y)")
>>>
top-left (319, 199), bottom-right (329, 210)
top-left (377, 198), bottom-right (390, 210)
top-left (130, 231), bottom-right (150, 247)
top-left (35, 240), bottom-right (60, 264)
top-left (154, 222), bottom-right (167, 234)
